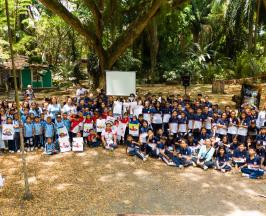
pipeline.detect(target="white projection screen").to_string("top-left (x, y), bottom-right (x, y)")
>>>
top-left (106, 71), bottom-right (136, 96)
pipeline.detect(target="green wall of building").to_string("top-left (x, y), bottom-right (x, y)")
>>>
top-left (21, 67), bottom-right (52, 89)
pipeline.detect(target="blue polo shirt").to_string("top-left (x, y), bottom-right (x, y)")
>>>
top-left (44, 122), bottom-right (55, 138)
top-left (24, 123), bottom-right (34, 138)
top-left (33, 122), bottom-right (43, 135)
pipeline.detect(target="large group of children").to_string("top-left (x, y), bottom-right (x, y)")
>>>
top-left (0, 85), bottom-right (266, 179)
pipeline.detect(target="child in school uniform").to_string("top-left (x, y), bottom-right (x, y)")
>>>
top-left (178, 111), bottom-right (188, 138)
top-left (169, 110), bottom-right (179, 138)
top-left (44, 116), bottom-right (55, 142)
top-left (227, 111), bottom-right (239, 143)
top-left (145, 129), bottom-right (158, 157)
top-left (87, 129), bottom-right (101, 147)
top-left (126, 134), bottom-right (147, 161)
top-left (215, 146), bottom-right (232, 172)
top-left (216, 112), bottom-right (228, 139)
top-left (101, 122), bottom-right (117, 150)
top-left (70, 114), bottom-right (80, 143)
top-left (5, 117), bottom-right (15, 153)
top-left (241, 147), bottom-right (264, 179)
top-left (175, 139), bottom-right (193, 168)
top-left (232, 143), bottom-right (247, 168)
top-left (13, 113), bottom-right (21, 152)
top-left (255, 142), bottom-right (265, 168)
top-left (129, 116), bottom-right (140, 142)
top-left (62, 112), bottom-right (71, 133)
top-left (193, 108), bottom-right (204, 141)
top-left (44, 137), bottom-right (58, 155)
top-left (77, 111), bottom-right (84, 136)
top-left (33, 116), bottom-right (43, 149)
top-left (237, 112), bottom-right (250, 144)
top-left (24, 116), bottom-right (34, 151)
top-left (83, 114), bottom-right (94, 143)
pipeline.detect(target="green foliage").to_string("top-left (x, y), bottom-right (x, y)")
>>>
top-left (0, 0), bottom-right (266, 86)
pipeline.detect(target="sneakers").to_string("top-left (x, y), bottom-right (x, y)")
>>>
top-left (179, 165), bottom-right (184, 169)
top-left (242, 173), bottom-right (249, 178)
top-left (192, 161), bottom-right (197, 167)
top-left (167, 161), bottom-right (176, 166)
top-left (221, 169), bottom-right (226, 173)
top-left (203, 165), bottom-right (208, 170)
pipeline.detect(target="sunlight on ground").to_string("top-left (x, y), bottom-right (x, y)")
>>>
top-left (54, 183), bottom-right (72, 191)
top-left (227, 210), bottom-right (264, 216)
top-left (223, 200), bottom-right (265, 216)
top-left (133, 169), bottom-right (151, 177)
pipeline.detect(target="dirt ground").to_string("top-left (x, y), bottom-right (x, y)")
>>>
top-left (0, 147), bottom-right (266, 216)
top-left (1, 84), bottom-right (266, 216)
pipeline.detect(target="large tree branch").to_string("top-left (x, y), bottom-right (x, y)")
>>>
top-left (38, 0), bottom-right (107, 63)
top-left (106, 0), bottom-right (165, 68)
top-left (83, 0), bottom-right (103, 38)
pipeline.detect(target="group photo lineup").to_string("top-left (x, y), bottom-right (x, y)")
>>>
top-left (1, 83), bottom-right (266, 179)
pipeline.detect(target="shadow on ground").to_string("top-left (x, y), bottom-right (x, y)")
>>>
top-left (0, 146), bottom-right (266, 216)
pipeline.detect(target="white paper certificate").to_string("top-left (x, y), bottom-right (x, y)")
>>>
top-left (152, 114), bottom-right (162, 124)
top-left (194, 121), bottom-right (202, 129)
top-left (163, 114), bottom-right (171, 123)
top-left (179, 124), bottom-right (187, 133)
top-left (143, 113), bottom-right (151, 123)
top-left (169, 123), bottom-right (178, 133)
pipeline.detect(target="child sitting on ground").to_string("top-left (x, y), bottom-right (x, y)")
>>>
top-left (87, 129), bottom-right (101, 148)
top-left (44, 137), bottom-right (58, 155)
top-left (126, 134), bottom-right (147, 161)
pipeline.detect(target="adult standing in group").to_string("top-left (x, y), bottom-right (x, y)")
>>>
top-left (62, 97), bottom-right (77, 115)
top-left (47, 96), bottom-right (61, 121)
top-left (76, 83), bottom-right (87, 102)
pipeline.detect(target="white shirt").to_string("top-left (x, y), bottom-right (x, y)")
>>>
top-left (76, 88), bottom-right (86, 97)
top-left (62, 104), bottom-right (77, 115)
top-left (256, 110), bottom-right (266, 128)
top-left (101, 129), bottom-right (115, 144)
top-left (113, 101), bottom-right (123, 115)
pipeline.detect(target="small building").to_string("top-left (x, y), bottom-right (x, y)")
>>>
top-left (0, 55), bottom-right (52, 90)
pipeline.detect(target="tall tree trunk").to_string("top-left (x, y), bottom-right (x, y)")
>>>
top-left (147, 17), bottom-right (159, 81)
top-left (5, 0), bottom-right (32, 200)
top-left (254, 0), bottom-right (261, 53)
top-left (264, 39), bottom-right (266, 56)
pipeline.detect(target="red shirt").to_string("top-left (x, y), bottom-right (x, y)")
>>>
top-left (120, 117), bottom-right (130, 124)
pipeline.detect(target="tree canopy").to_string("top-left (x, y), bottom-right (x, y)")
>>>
top-left (0, 0), bottom-right (266, 88)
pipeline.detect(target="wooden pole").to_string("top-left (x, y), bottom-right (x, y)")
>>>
top-left (4, 0), bottom-right (32, 200)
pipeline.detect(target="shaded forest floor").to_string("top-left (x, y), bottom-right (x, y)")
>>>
top-left (0, 147), bottom-right (266, 216)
